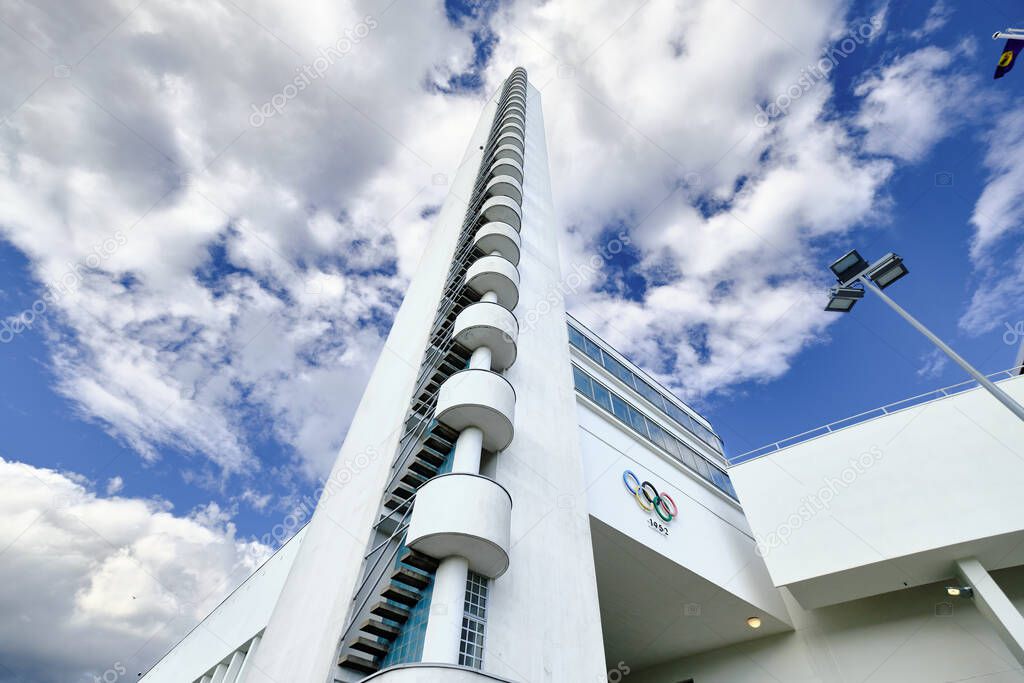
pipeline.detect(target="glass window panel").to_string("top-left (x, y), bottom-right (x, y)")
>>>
top-left (674, 440), bottom-right (698, 471)
top-left (591, 382), bottom-right (612, 411)
top-left (572, 366), bottom-right (592, 396)
top-left (567, 325), bottom-right (587, 350)
top-left (627, 406), bottom-right (649, 438)
top-left (636, 379), bottom-right (665, 410)
top-left (583, 337), bottom-right (603, 364)
top-left (610, 394), bottom-right (630, 423)
top-left (645, 420), bottom-right (663, 446)
top-left (693, 455), bottom-right (711, 479)
top-left (601, 354), bottom-right (636, 389)
top-left (710, 467), bottom-right (730, 493)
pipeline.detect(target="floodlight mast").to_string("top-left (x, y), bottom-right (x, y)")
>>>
top-left (827, 250), bottom-right (1024, 424)
top-left (857, 277), bottom-right (1024, 423)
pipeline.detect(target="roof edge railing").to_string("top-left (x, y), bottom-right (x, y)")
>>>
top-left (730, 364), bottom-right (1024, 466)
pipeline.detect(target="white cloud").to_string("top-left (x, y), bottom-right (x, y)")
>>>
top-left (0, 457), bottom-right (270, 683)
top-left (0, 1), bottom-right (996, 678)
top-left (0, 0), bottom-right (917, 460)
top-left (105, 476), bottom-right (124, 495)
top-left (0, 0), bottom-right (484, 481)
top-left (960, 110), bottom-right (1024, 338)
top-left (916, 348), bottom-right (949, 379)
top-left (478, 0), bottom-right (892, 398)
top-left (854, 43), bottom-right (972, 162)
top-left (909, 0), bottom-right (952, 41)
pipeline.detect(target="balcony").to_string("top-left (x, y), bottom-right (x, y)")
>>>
top-left (484, 175), bottom-right (523, 205)
top-left (406, 473), bottom-right (512, 578)
top-left (497, 121), bottom-right (524, 139)
top-left (491, 144), bottom-right (523, 168)
top-left (479, 195), bottom-right (522, 231)
top-left (495, 133), bottom-right (524, 154)
top-left (453, 302), bottom-right (518, 371)
top-left (465, 255), bottom-right (519, 310)
top-left (731, 372), bottom-right (1024, 609)
top-left (489, 158), bottom-right (523, 185)
top-left (434, 369), bottom-right (515, 451)
top-left (474, 222), bottom-right (520, 265)
top-left (499, 112), bottom-right (525, 130)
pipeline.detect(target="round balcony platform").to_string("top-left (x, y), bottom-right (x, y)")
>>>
top-left (500, 104), bottom-right (525, 121)
top-left (492, 144), bottom-right (523, 167)
top-left (495, 133), bottom-right (524, 153)
top-left (465, 255), bottom-right (519, 310)
top-left (453, 302), bottom-right (518, 371)
top-left (498, 121), bottom-right (524, 138)
top-left (406, 473), bottom-right (512, 578)
top-left (500, 112), bottom-right (525, 129)
top-left (489, 158), bottom-right (523, 185)
top-left (434, 370), bottom-right (515, 452)
top-left (479, 195), bottom-right (522, 231)
top-left (484, 175), bottom-right (523, 204)
top-left (474, 222), bottom-right (521, 265)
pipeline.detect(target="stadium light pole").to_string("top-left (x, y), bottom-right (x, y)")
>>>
top-left (826, 249), bottom-right (1024, 423)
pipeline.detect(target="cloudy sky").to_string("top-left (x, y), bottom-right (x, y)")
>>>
top-left (2, 0), bottom-right (1023, 680)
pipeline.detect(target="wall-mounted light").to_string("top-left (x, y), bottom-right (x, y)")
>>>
top-left (746, 616), bottom-right (762, 629)
top-left (946, 585), bottom-right (974, 598)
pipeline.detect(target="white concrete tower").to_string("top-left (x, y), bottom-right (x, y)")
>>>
top-left (232, 67), bottom-right (606, 683)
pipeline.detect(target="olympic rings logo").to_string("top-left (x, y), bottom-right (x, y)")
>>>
top-left (622, 470), bottom-right (677, 522)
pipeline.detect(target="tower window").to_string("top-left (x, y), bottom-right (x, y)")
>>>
top-left (459, 571), bottom-right (489, 669)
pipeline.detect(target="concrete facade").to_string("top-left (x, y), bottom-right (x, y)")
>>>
top-left (139, 67), bottom-right (1024, 683)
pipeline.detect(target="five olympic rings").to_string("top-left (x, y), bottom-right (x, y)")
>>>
top-left (622, 470), bottom-right (677, 522)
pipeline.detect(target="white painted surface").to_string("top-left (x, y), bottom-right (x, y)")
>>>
top-left (730, 375), bottom-right (1024, 608)
top-left (239, 86), bottom-right (503, 683)
top-left (406, 473), bottom-right (512, 578)
top-left (435, 369), bottom-right (516, 452)
top-left (363, 663), bottom-right (515, 682)
top-left (453, 302), bottom-right (518, 370)
top-left (630, 567), bottom-right (1024, 683)
top-left (141, 527), bottom-right (306, 683)
top-left (465, 255), bottom-right (520, 310)
top-left (958, 557), bottom-right (1024, 666)
top-left (576, 401), bottom-right (789, 626)
top-left (480, 81), bottom-right (609, 683)
top-left (479, 196), bottom-right (522, 231)
top-left (473, 223), bottom-right (521, 266)
top-left (421, 555), bottom-right (470, 664)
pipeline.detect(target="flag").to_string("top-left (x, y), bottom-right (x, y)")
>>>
top-left (995, 38), bottom-right (1024, 79)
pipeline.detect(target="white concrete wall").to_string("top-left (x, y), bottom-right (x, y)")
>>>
top-left (481, 82), bottom-right (609, 682)
top-left (629, 566), bottom-right (1024, 683)
top-left (239, 89), bottom-right (502, 683)
top-left (142, 527), bottom-right (307, 682)
top-left (730, 375), bottom-right (1024, 609)
top-left (576, 401), bottom-right (788, 624)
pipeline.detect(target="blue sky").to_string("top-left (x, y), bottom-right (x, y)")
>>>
top-left (3, 0), bottom-right (1024, 679)
top-left (703, 2), bottom-right (1024, 458)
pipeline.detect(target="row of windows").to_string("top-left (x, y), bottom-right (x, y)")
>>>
top-left (381, 550), bottom-right (434, 667)
top-left (572, 364), bottom-right (738, 501)
top-left (567, 324), bottom-right (724, 454)
top-left (459, 571), bottom-right (489, 669)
